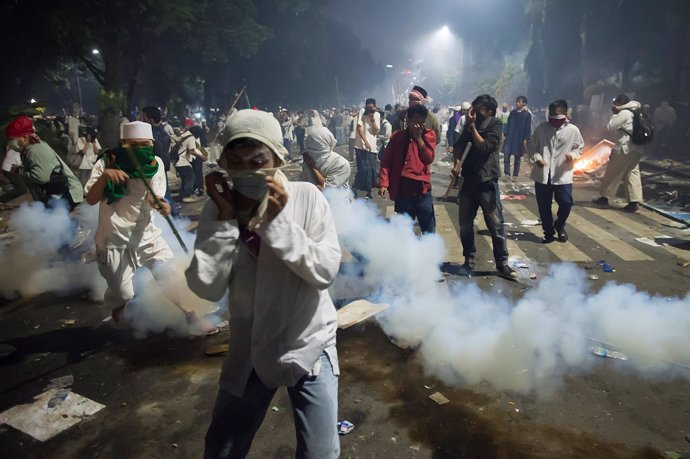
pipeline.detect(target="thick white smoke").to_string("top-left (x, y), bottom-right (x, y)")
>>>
top-left (0, 200), bottom-right (221, 337)
top-left (325, 189), bottom-right (690, 393)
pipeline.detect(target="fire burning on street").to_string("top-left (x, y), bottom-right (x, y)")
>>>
top-left (574, 139), bottom-right (615, 174)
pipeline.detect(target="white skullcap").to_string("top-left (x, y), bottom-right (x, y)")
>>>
top-left (121, 121), bottom-right (153, 140)
top-left (461, 102), bottom-right (472, 110)
top-left (225, 109), bottom-right (288, 162)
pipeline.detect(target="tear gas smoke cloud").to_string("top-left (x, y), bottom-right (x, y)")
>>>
top-left (0, 201), bottom-right (220, 337)
top-left (325, 189), bottom-right (690, 393)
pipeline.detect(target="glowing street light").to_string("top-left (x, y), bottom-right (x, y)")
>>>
top-left (30, 98), bottom-right (37, 103)
top-left (92, 49), bottom-right (100, 55)
top-left (386, 64), bottom-right (393, 68)
top-left (440, 25), bottom-right (449, 34)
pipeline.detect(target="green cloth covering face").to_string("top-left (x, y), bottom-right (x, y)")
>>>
top-left (102, 146), bottom-right (159, 204)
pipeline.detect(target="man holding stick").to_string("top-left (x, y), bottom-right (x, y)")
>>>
top-left (85, 121), bottom-right (216, 334)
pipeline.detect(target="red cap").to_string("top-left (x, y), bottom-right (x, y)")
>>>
top-left (183, 118), bottom-right (195, 127)
top-left (5, 115), bottom-right (35, 138)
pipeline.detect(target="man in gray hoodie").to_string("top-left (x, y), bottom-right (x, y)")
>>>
top-left (592, 94), bottom-right (645, 213)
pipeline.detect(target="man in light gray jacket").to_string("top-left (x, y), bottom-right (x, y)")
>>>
top-left (592, 94), bottom-right (645, 213)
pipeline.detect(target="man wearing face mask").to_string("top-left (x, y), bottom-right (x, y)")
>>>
top-left (353, 98), bottom-right (380, 199)
top-left (529, 100), bottom-right (584, 243)
top-left (592, 94), bottom-right (646, 213)
top-left (186, 109), bottom-right (341, 459)
top-left (452, 94), bottom-right (517, 280)
top-left (5, 115), bottom-right (83, 210)
top-left (85, 121), bottom-right (217, 335)
top-left (300, 126), bottom-right (351, 189)
top-left (403, 85), bottom-right (441, 141)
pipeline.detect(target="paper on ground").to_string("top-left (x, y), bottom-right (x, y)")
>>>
top-left (428, 392), bottom-right (450, 405)
top-left (337, 299), bottom-right (389, 329)
top-left (0, 389), bottom-right (105, 441)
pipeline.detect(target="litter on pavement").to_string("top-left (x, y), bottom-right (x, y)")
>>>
top-left (428, 392), bottom-right (450, 405)
top-left (0, 388), bottom-right (105, 441)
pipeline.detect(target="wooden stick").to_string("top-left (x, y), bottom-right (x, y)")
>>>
top-left (444, 142), bottom-right (471, 198)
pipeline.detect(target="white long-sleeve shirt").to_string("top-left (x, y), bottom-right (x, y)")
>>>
top-left (185, 181), bottom-right (341, 395)
top-left (529, 122), bottom-right (583, 185)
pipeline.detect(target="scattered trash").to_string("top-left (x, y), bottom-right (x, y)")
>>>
top-left (587, 274), bottom-right (599, 280)
top-left (635, 237), bottom-right (665, 247)
top-left (680, 260), bottom-right (690, 268)
top-left (428, 392), bottom-right (450, 405)
top-left (591, 346), bottom-right (628, 361)
top-left (515, 408), bottom-right (520, 413)
top-left (0, 389), bottom-right (105, 441)
top-left (172, 443), bottom-right (178, 448)
top-left (512, 261), bottom-right (529, 269)
top-left (520, 219), bottom-right (540, 226)
top-left (516, 369), bottom-right (529, 375)
top-left (60, 319), bottom-right (76, 326)
top-left (47, 390), bottom-right (70, 408)
top-left (271, 406), bottom-right (279, 412)
top-left (528, 273), bottom-right (537, 280)
top-left (337, 299), bottom-right (389, 329)
top-left (216, 320), bottom-right (229, 328)
top-left (102, 316), bottom-right (112, 322)
top-left (597, 260), bottom-right (615, 273)
top-left (43, 375), bottom-right (74, 391)
top-left (337, 420), bottom-right (354, 435)
top-left (501, 194), bottom-right (526, 201)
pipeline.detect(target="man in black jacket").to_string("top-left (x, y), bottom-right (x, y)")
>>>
top-left (452, 94), bottom-right (517, 280)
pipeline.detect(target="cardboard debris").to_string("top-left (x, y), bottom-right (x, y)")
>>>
top-left (337, 299), bottom-right (389, 329)
top-left (428, 392), bottom-right (450, 405)
top-left (0, 389), bottom-right (105, 441)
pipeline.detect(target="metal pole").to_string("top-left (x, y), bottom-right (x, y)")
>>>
top-left (335, 76), bottom-right (340, 109)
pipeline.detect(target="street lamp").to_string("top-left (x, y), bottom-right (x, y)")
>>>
top-left (386, 64), bottom-right (393, 68)
top-left (92, 49), bottom-right (100, 55)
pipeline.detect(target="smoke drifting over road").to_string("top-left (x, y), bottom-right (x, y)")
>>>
top-left (325, 189), bottom-right (690, 393)
top-left (0, 201), bottom-right (219, 337)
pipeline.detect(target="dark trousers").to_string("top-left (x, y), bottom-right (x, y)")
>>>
top-left (503, 152), bottom-right (522, 176)
top-left (535, 181), bottom-right (573, 237)
top-left (353, 148), bottom-right (377, 196)
top-left (283, 138), bottom-right (291, 159)
top-left (394, 192), bottom-right (436, 234)
top-left (177, 165), bottom-right (194, 198)
top-left (192, 157), bottom-right (204, 193)
top-left (295, 127), bottom-right (306, 152)
top-left (458, 180), bottom-right (509, 264)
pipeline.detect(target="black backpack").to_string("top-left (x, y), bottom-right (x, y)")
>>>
top-left (626, 109), bottom-right (655, 145)
top-left (170, 133), bottom-right (191, 163)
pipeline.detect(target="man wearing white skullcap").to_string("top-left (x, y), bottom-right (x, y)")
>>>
top-left (85, 121), bottom-right (217, 335)
top-left (186, 109), bottom-right (341, 458)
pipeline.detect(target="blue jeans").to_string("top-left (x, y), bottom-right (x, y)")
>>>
top-left (395, 191), bottom-right (436, 234)
top-left (503, 152), bottom-right (522, 176)
top-left (458, 180), bottom-right (510, 264)
top-left (535, 181), bottom-right (573, 237)
top-left (204, 352), bottom-right (339, 459)
top-left (177, 165), bottom-right (194, 198)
